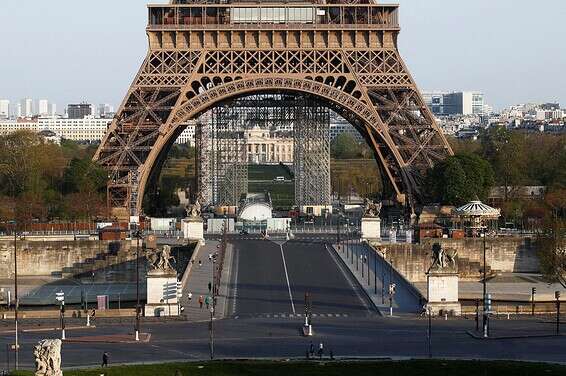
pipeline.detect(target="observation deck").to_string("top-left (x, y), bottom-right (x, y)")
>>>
top-left (148, 2), bottom-right (399, 31)
top-left (147, 1), bottom-right (400, 50)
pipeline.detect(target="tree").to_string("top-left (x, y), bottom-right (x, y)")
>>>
top-left (331, 133), bottom-right (361, 159)
top-left (538, 217), bottom-right (566, 288)
top-left (425, 153), bottom-right (495, 206)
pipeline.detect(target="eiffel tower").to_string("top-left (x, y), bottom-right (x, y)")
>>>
top-left (94, 0), bottom-right (453, 220)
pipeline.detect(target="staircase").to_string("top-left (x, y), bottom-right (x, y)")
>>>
top-left (55, 244), bottom-right (137, 280)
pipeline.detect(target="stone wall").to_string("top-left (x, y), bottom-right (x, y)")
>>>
top-left (0, 239), bottom-right (132, 278)
top-left (373, 237), bottom-right (540, 283)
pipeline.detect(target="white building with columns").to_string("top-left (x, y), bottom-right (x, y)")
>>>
top-left (244, 125), bottom-right (293, 164)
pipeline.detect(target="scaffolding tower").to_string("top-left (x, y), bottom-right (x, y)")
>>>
top-left (197, 94), bottom-right (331, 210)
top-left (293, 99), bottom-right (331, 210)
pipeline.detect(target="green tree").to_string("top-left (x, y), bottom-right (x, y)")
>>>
top-left (425, 153), bottom-right (495, 206)
top-left (331, 133), bottom-right (361, 159)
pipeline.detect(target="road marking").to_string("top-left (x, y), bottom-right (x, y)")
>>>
top-left (279, 243), bottom-right (296, 315)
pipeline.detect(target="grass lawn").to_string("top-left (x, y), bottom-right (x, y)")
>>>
top-left (10, 360), bottom-right (566, 376)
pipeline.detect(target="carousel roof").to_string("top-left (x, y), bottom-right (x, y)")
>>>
top-left (455, 200), bottom-right (501, 218)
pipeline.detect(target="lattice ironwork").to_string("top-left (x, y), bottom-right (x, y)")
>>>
top-left (94, 0), bottom-right (453, 220)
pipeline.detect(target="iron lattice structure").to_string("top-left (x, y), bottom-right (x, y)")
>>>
top-left (94, 0), bottom-right (453, 219)
top-left (293, 99), bottom-right (331, 209)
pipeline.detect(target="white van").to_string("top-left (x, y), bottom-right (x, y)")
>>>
top-left (274, 176), bottom-right (286, 182)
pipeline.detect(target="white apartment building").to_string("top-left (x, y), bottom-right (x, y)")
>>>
top-left (0, 118), bottom-right (38, 135)
top-left (38, 115), bottom-right (111, 142)
top-left (245, 125), bottom-right (294, 164)
top-left (0, 100), bottom-right (9, 119)
top-left (175, 123), bottom-right (196, 145)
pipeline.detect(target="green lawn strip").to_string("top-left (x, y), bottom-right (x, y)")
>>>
top-left (10, 360), bottom-right (566, 376)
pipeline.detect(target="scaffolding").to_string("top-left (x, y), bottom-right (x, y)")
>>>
top-left (293, 99), bottom-right (331, 210)
top-left (197, 94), bottom-right (331, 210)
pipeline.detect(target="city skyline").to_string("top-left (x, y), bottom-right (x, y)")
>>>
top-left (0, 0), bottom-right (565, 111)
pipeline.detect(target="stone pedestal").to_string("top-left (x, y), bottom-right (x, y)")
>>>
top-left (182, 218), bottom-right (204, 242)
top-left (426, 271), bottom-right (461, 316)
top-left (144, 270), bottom-right (180, 317)
top-left (361, 217), bottom-right (381, 241)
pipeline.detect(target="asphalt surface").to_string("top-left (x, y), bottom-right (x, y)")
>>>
top-left (3, 237), bottom-right (566, 369)
top-left (226, 239), bottom-right (376, 319)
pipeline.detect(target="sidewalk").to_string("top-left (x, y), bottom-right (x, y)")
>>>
top-left (180, 241), bottom-right (233, 322)
top-left (333, 242), bottom-right (422, 315)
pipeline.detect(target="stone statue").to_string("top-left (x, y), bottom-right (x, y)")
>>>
top-left (34, 339), bottom-right (63, 376)
top-left (185, 192), bottom-right (203, 218)
top-left (430, 243), bottom-right (458, 272)
top-left (364, 199), bottom-right (382, 218)
top-left (147, 245), bottom-right (176, 272)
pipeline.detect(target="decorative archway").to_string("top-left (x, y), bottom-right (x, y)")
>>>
top-left (94, 1), bottom-right (453, 220)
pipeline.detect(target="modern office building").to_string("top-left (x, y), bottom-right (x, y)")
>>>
top-left (329, 113), bottom-right (363, 142)
top-left (97, 103), bottom-right (115, 118)
top-left (67, 103), bottom-right (93, 119)
top-left (443, 92), bottom-right (484, 115)
top-left (423, 91), bottom-right (485, 116)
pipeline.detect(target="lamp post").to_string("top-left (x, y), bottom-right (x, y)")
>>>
top-left (133, 228), bottom-right (143, 342)
top-left (55, 291), bottom-right (65, 340)
top-left (13, 225), bottom-right (19, 370)
top-left (482, 232), bottom-right (489, 338)
top-left (555, 291), bottom-right (561, 335)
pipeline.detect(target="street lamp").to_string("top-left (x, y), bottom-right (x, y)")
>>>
top-left (555, 291), bottom-right (561, 335)
top-left (481, 232), bottom-right (489, 338)
top-left (13, 225), bottom-right (19, 370)
top-left (132, 228), bottom-right (143, 342)
top-left (55, 291), bottom-right (65, 340)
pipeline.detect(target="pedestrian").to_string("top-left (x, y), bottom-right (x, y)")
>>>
top-left (101, 351), bottom-right (109, 368)
top-left (188, 292), bottom-right (193, 302)
top-left (309, 341), bottom-right (314, 357)
top-left (208, 282), bottom-right (212, 292)
top-left (205, 295), bottom-right (211, 310)
top-left (198, 295), bottom-right (204, 309)
top-left (198, 260), bottom-right (202, 267)
top-left (318, 342), bottom-right (324, 359)
top-left (91, 309), bottom-right (96, 323)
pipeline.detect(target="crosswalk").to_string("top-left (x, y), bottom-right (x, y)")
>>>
top-left (231, 312), bottom-right (378, 320)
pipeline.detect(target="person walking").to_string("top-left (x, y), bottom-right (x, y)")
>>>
top-left (188, 292), bottom-right (193, 302)
top-left (309, 341), bottom-right (315, 358)
top-left (318, 342), bottom-right (324, 359)
top-left (198, 260), bottom-right (202, 267)
top-left (205, 295), bottom-right (211, 310)
top-left (208, 282), bottom-right (212, 292)
top-left (102, 351), bottom-right (109, 368)
top-left (198, 295), bottom-right (204, 309)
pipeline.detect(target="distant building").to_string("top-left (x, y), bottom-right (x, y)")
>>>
top-left (97, 103), bottom-right (115, 118)
top-left (67, 103), bottom-right (93, 119)
top-left (245, 125), bottom-right (293, 164)
top-left (423, 91), bottom-right (485, 116)
top-left (38, 99), bottom-right (50, 116)
top-left (38, 115), bottom-right (110, 142)
top-left (20, 98), bottom-right (33, 118)
top-left (0, 118), bottom-right (38, 135)
top-left (422, 91), bottom-right (447, 116)
top-left (176, 123), bottom-right (196, 145)
top-left (329, 113), bottom-right (363, 142)
top-left (443, 92), bottom-right (484, 115)
top-left (0, 100), bottom-right (9, 119)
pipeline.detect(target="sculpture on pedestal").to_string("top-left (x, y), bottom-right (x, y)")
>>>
top-left (429, 243), bottom-right (458, 272)
top-left (363, 199), bottom-right (382, 218)
top-left (185, 193), bottom-right (203, 218)
top-left (34, 339), bottom-right (63, 376)
top-left (147, 245), bottom-right (176, 272)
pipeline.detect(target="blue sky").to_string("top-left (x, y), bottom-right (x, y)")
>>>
top-left (0, 0), bottom-right (565, 110)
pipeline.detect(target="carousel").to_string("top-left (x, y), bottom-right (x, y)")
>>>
top-left (453, 200), bottom-right (501, 237)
